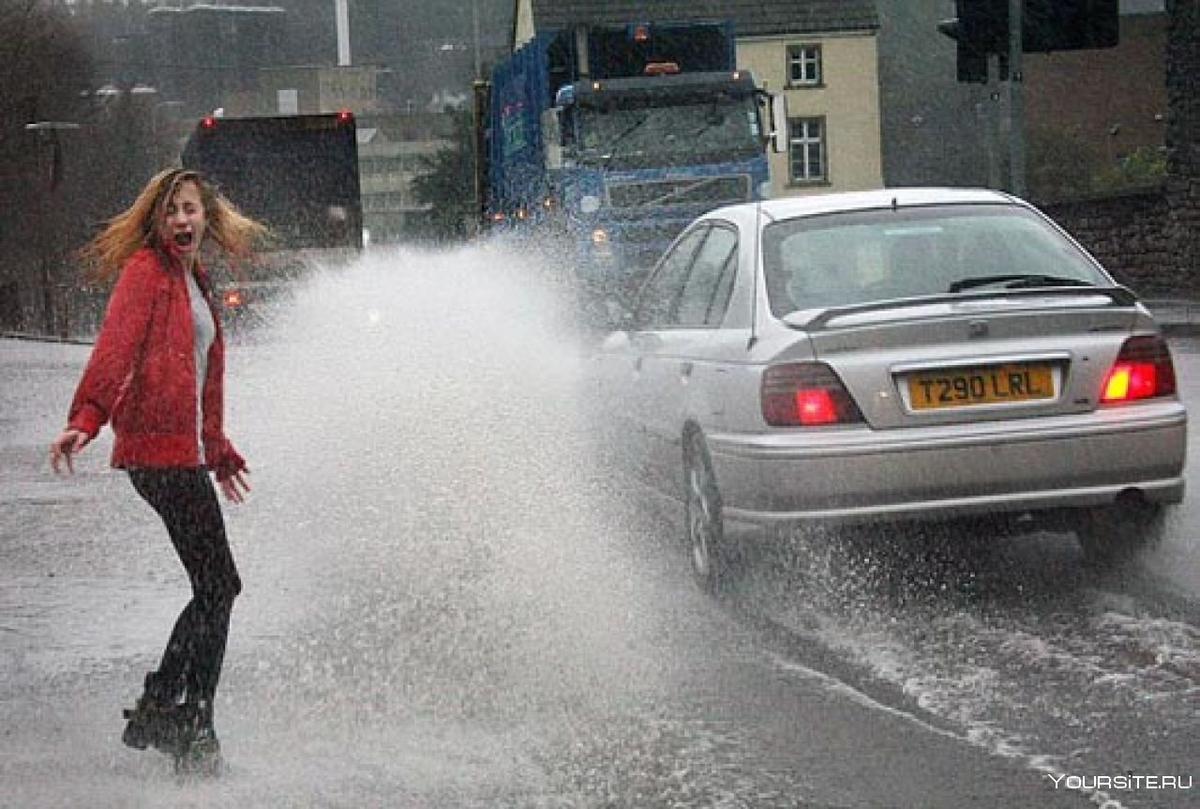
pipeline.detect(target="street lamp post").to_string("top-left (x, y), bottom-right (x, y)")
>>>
top-left (1006, 0), bottom-right (1026, 197)
top-left (25, 121), bottom-right (80, 337)
top-left (472, 0), bottom-right (481, 80)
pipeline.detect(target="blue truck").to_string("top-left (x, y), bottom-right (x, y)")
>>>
top-left (475, 20), bottom-right (785, 319)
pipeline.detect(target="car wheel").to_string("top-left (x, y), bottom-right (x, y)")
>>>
top-left (1073, 502), bottom-right (1165, 567)
top-left (684, 431), bottom-right (738, 593)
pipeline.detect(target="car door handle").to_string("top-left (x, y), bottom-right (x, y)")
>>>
top-left (634, 356), bottom-right (644, 372)
top-left (680, 361), bottom-right (694, 378)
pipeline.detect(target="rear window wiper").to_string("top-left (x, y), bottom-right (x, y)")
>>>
top-left (948, 274), bottom-right (1096, 293)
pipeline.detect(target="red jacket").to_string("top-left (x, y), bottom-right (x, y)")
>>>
top-left (68, 247), bottom-right (246, 480)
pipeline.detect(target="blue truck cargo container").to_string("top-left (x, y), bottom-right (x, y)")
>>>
top-left (476, 20), bottom-right (784, 320)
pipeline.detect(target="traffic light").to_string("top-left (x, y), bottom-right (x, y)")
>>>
top-left (1023, 0), bottom-right (1119, 52)
top-left (939, 0), bottom-right (1119, 83)
top-left (939, 2), bottom-right (1004, 83)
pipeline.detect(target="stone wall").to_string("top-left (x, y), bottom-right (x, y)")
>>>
top-left (1164, 0), bottom-right (1199, 297)
top-left (1038, 188), bottom-right (1191, 297)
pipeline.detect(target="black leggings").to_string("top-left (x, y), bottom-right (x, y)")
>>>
top-left (128, 468), bottom-right (241, 707)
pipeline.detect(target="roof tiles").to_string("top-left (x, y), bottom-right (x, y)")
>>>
top-left (527, 0), bottom-right (879, 37)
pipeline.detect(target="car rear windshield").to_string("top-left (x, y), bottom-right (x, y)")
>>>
top-left (762, 203), bottom-right (1112, 318)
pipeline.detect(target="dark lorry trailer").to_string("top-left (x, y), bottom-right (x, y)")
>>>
top-left (181, 112), bottom-right (364, 323)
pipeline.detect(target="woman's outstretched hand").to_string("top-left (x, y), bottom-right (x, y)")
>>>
top-left (49, 429), bottom-right (90, 475)
top-left (219, 469), bottom-right (251, 504)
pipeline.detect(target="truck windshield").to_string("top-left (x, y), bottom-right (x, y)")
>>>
top-left (577, 93), bottom-right (761, 169)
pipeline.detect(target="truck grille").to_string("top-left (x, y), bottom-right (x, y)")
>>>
top-left (608, 175), bottom-right (750, 209)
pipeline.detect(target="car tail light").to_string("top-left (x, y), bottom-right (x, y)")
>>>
top-left (1101, 335), bottom-right (1177, 404)
top-left (762, 362), bottom-right (864, 426)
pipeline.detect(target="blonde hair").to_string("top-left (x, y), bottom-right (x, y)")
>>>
top-left (80, 168), bottom-right (268, 282)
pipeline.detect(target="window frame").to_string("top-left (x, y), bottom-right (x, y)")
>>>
top-left (634, 225), bottom-right (710, 330)
top-left (786, 43), bottom-right (823, 88)
top-left (787, 116), bottom-right (828, 186)
top-left (675, 224), bottom-right (739, 328)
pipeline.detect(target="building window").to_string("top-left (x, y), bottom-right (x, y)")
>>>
top-left (788, 117), bottom-right (826, 183)
top-left (788, 44), bottom-right (822, 86)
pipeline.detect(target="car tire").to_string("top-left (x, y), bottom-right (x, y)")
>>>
top-left (684, 431), bottom-right (739, 593)
top-left (1073, 502), bottom-right (1165, 567)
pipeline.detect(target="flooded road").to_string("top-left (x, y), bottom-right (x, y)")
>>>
top-left (1, 242), bottom-right (1194, 807)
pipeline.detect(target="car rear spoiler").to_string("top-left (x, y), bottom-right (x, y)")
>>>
top-left (781, 286), bottom-right (1141, 332)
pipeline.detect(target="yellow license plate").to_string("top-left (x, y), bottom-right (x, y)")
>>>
top-left (907, 363), bottom-right (1055, 410)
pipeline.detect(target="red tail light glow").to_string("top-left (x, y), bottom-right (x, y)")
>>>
top-left (201, 116), bottom-right (217, 129)
top-left (1101, 335), bottom-right (1177, 404)
top-left (222, 289), bottom-right (244, 308)
top-left (794, 389), bottom-right (839, 425)
top-left (762, 362), bottom-right (863, 427)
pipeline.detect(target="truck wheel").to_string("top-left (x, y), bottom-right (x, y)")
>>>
top-left (1074, 502), bottom-right (1164, 567)
top-left (684, 432), bottom-right (739, 593)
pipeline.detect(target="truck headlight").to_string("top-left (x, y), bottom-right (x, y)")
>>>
top-left (590, 228), bottom-right (613, 258)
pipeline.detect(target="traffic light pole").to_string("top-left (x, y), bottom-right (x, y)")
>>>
top-left (942, 0), bottom-right (1120, 196)
top-left (1006, 0), bottom-right (1026, 197)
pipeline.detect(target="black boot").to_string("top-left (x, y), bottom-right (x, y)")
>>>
top-left (173, 700), bottom-right (223, 778)
top-left (122, 672), bottom-right (184, 754)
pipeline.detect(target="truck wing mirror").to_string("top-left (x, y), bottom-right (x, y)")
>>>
top-left (769, 93), bottom-right (788, 154)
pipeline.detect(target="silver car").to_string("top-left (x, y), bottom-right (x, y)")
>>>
top-left (593, 187), bottom-right (1187, 590)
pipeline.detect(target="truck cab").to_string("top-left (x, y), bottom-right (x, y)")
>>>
top-left (546, 70), bottom-right (775, 278)
top-left (478, 21), bottom-right (786, 320)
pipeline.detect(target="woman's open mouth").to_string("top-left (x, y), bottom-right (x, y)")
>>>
top-left (173, 232), bottom-right (194, 247)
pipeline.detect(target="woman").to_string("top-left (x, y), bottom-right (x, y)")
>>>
top-left (49, 168), bottom-right (265, 776)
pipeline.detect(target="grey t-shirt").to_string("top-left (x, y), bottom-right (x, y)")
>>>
top-left (185, 269), bottom-right (215, 462)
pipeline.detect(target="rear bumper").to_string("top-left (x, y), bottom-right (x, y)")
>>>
top-left (707, 402), bottom-right (1187, 525)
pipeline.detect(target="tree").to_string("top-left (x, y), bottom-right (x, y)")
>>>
top-left (0, 1), bottom-right (93, 126)
top-left (0, 1), bottom-right (171, 334)
top-left (410, 110), bottom-right (476, 243)
top-left (0, 0), bottom-right (94, 331)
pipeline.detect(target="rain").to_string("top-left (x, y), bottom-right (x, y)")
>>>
top-left (4, 236), bottom-right (1197, 806)
top-left (2, 1), bottom-right (1198, 807)
top-left (0, 242), bottom-right (824, 805)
